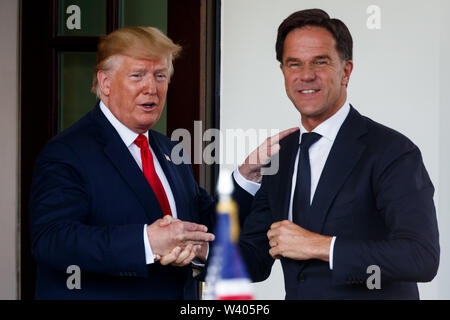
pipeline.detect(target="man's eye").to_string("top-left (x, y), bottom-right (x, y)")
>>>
top-left (288, 63), bottom-right (300, 68)
top-left (156, 74), bottom-right (167, 81)
top-left (315, 60), bottom-right (327, 65)
top-left (131, 74), bottom-right (142, 79)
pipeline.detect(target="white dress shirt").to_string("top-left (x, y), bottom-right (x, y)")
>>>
top-left (234, 101), bottom-right (350, 270)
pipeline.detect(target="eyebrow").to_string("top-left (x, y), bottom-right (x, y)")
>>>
top-left (314, 55), bottom-right (331, 60)
top-left (129, 67), bottom-right (168, 74)
top-left (154, 67), bottom-right (168, 73)
top-left (284, 57), bottom-right (300, 64)
top-left (284, 55), bottom-right (332, 64)
top-left (130, 68), bottom-right (147, 73)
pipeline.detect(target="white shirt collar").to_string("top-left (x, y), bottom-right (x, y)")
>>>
top-left (99, 100), bottom-right (148, 148)
top-left (299, 99), bottom-right (351, 143)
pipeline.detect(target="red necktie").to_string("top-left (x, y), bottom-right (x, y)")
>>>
top-left (134, 134), bottom-right (172, 216)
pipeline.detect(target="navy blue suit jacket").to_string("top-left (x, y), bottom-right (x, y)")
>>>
top-left (239, 106), bottom-right (440, 299)
top-left (29, 104), bottom-right (253, 299)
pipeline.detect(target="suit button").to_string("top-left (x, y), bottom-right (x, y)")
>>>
top-left (298, 273), bottom-right (306, 282)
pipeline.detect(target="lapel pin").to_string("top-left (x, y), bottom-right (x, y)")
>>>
top-left (165, 154), bottom-right (171, 162)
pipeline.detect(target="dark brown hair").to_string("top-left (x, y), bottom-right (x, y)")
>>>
top-left (276, 9), bottom-right (353, 63)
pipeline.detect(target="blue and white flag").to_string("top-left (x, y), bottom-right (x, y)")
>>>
top-left (204, 170), bottom-right (253, 300)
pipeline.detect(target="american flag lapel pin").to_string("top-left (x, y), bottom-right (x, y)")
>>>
top-left (165, 154), bottom-right (171, 162)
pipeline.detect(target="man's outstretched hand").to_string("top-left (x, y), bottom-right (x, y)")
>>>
top-left (239, 127), bottom-right (299, 183)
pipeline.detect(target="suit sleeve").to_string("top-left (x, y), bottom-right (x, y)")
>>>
top-left (30, 141), bottom-right (149, 278)
top-left (332, 143), bottom-right (440, 285)
top-left (238, 176), bottom-right (275, 282)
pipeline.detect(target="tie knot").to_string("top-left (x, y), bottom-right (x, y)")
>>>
top-left (134, 134), bottom-right (149, 149)
top-left (300, 132), bottom-right (322, 150)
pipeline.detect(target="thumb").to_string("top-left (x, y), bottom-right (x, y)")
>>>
top-left (159, 215), bottom-right (175, 227)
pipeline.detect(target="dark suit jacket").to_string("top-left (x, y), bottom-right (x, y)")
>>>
top-left (29, 104), bottom-right (253, 300)
top-left (239, 106), bottom-right (440, 299)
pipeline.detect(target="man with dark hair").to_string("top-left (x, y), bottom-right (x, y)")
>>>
top-left (239, 9), bottom-right (440, 299)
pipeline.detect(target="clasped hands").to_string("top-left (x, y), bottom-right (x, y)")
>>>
top-left (147, 215), bottom-right (212, 267)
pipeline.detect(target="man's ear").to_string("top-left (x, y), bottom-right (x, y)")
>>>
top-left (280, 62), bottom-right (288, 78)
top-left (97, 70), bottom-right (111, 96)
top-left (342, 60), bottom-right (354, 86)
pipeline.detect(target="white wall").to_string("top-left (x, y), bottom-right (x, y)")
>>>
top-left (437, 0), bottom-right (450, 300)
top-left (221, 0), bottom-right (450, 299)
top-left (0, 0), bottom-right (19, 299)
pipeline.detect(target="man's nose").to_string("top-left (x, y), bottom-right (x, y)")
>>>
top-left (299, 64), bottom-right (316, 82)
top-left (143, 76), bottom-right (157, 95)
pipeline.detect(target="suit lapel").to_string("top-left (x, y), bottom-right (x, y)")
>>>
top-left (91, 105), bottom-right (164, 221)
top-left (275, 130), bottom-right (300, 221)
top-left (308, 106), bottom-right (368, 234)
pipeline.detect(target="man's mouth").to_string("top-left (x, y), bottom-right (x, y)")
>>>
top-left (140, 103), bottom-right (157, 109)
top-left (299, 89), bottom-right (320, 94)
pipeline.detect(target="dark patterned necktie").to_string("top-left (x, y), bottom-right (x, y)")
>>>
top-left (292, 132), bottom-right (322, 227)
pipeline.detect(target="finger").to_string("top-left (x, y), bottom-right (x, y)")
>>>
top-left (174, 244), bottom-right (192, 264)
top-left (273, 127), bottom-right (299, 143)
top-left (181, 221), bottom-right (208, 233)
top-left (159, 215), bottom-right (177, 227)
top-left (269, 143), bottom-right (280, 153)
top-left (182, 240), bottom-right (211, 247)
top-left (264, 129), bottom-right (298, 151)
top-left (160, 247), bottom-right (181, 265)
top-left (179, 231), bottom-right (215, 243)
top-left (174, 247), bottom-right (197, 267)
top-left (270, 221), bottom-right (282, 229)
top-left (269, 239), bottom-right (278, 248)
top-left (267, 228), bottom-right (278, 240)
top-left (246, 149), bottom-right (260, 165)
top-left (154, 254), bottom-right (161, 261)
top-left (269, 246), bottom-right (282, 259)
top-left (183, 249), bottom-right (198, 266)
top-left (264, 143), bottom-right (280, 158)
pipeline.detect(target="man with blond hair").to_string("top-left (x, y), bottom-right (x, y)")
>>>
top-left (29, 26), bottom-right (288, 299)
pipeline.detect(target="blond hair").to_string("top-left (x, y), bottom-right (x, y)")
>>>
top-left (91, 26), bottom-right (182, 97)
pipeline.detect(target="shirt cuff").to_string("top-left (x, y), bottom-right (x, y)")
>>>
top-left (329, 236), bottom-right (336, 270)
top-left (191, 243), bottom-right (210, 267)
top-left (143, 224), bottom-right (156, 264)
top-left (233, 168), bottom-right (261, 196)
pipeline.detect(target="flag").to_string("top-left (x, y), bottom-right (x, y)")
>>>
top-left (204, 171), bottom-right (253, 300)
